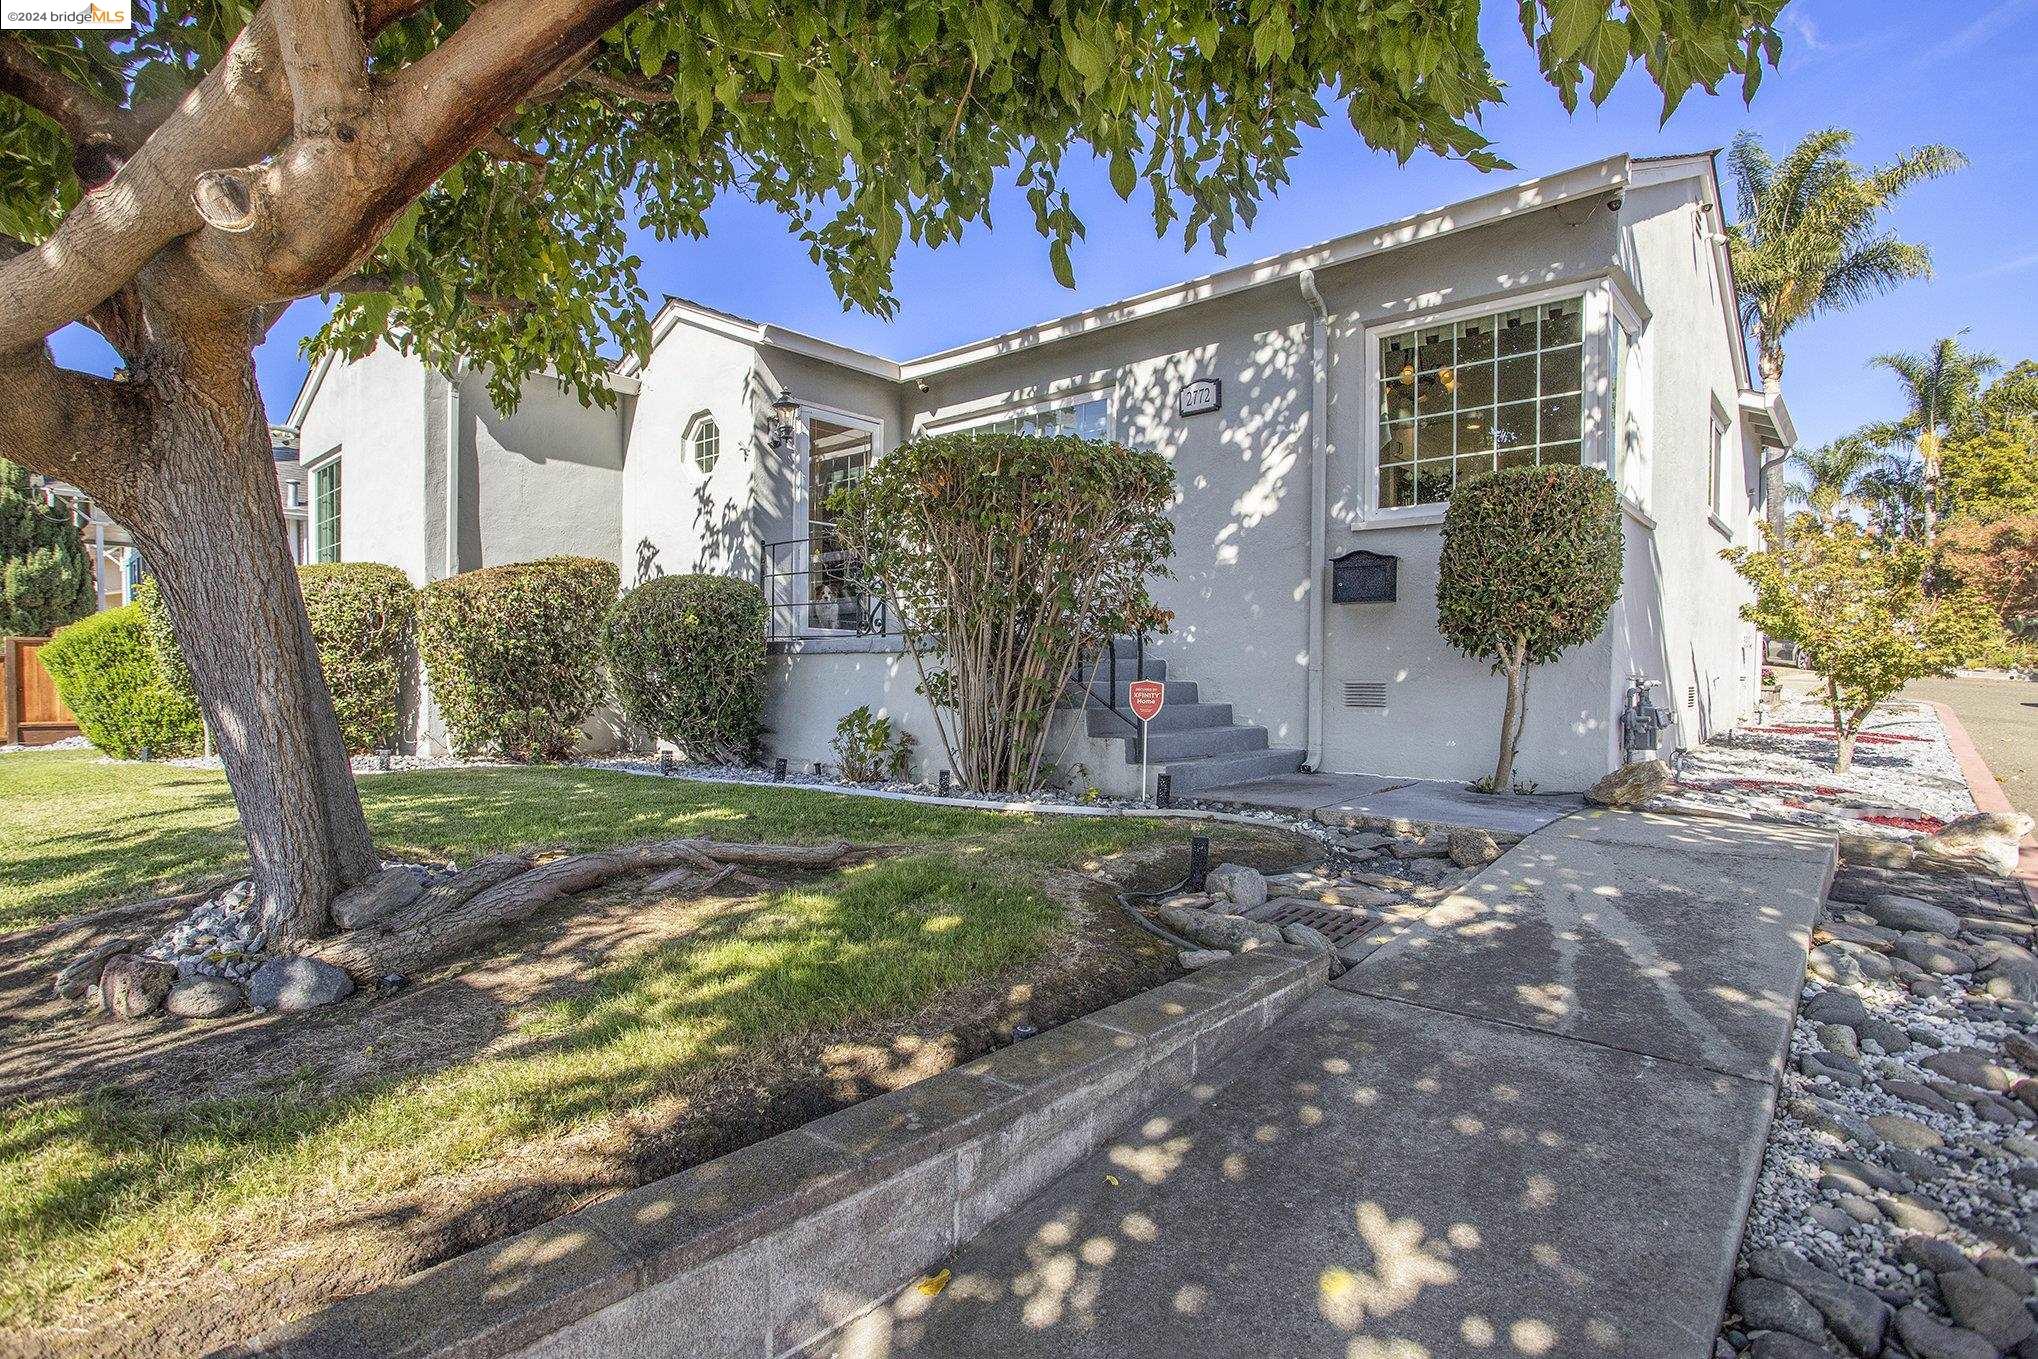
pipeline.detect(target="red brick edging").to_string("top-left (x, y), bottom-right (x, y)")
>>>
top-left (1920, 698), bottom-right (2038, 910)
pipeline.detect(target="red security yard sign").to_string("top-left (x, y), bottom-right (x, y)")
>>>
top-left (1128, 680), bottom-right (1166, 723)
top-left (1128, 679), bottom-right (1166, 800)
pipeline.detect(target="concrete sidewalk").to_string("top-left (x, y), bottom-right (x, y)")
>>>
top-left (1197, 770), bottom-right (1584, 839)
top-left (842, 809), bottom-right (1835, 1359)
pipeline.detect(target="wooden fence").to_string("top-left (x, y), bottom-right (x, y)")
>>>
top-left (3, 636), bottom-right (80, 746)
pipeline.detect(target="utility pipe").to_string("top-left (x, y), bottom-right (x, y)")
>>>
top-left (1299, 268), bottom-right (1330, 772)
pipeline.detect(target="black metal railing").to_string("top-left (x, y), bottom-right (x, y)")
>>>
top-left (1081, 632), bottom-right (1149, 732)
top-left (761, 529), bottom-right (890, 644)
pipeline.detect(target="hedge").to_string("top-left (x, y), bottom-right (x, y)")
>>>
top-left (138, 563), bottom-right (418, 753)
top-left (39, 604), bottom-right (204, 758)
top-left (602, 573), bottom-right (766, 765)
top-left (418, 555), bottom-right (619, 760)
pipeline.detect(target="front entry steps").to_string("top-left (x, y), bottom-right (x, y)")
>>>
top-left (1074, 639), bottom-right (1303, 797)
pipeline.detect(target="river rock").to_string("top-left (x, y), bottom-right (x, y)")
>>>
top-left (1896, 937), bottom-right (1978, 975)
top-left (246, 956), bottom-right (355, 1013)
top-left (1748, 1249), bottom-right (1891, 1355)
top-left (1732, 1277), bottom-right (1829, 1344)
top-left (1156, 904), bottom-right (1285, 953)
top-left (1862, 894), bottom-right (1963, 935)
top-left (1921, 811), bottom-right (2033, 877)
top-left (1447, 828), bottom-right (1501, 868)
top-left (1802, 989), bottom-right (1870, 1029)
top-left (54, 938), bottom-right (131, 1001)
top-left (331, 865), bottom-right (427, 930)
top-left (1585, 758), bottom-right (1671, 807)
top-left (165, 976), bottom-right (245, 1018)
top-left (1894, 1305), bottom-right (2000, 1359)
top-left (1207, 863), bottom-right (1268, 910)
top-left (99, 954), bottom-right (177, 1019)
top-left (1923, 1049), bottom-right (2018, 1093)
top-left (1940, 1269), bottom-right (2037, 1348)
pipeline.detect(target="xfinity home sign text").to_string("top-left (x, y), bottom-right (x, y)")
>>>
top-left (4, 1), bottom-right (129, 27)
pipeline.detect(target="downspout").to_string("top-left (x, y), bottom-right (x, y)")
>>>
top-left (444, 360), bottom-right (463, 579)
top-left (1299, 268), bottom-right (1330, 773)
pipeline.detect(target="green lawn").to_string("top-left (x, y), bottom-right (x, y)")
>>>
top-left (3, 747), bottom-right (1116, 932)
top-left (0, 749), bottom-right (1296, 1351)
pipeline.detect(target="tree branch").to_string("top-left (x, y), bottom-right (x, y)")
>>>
top-left (275, 0), bottom-right (370, 136)
top-left (0, 343), bottom-right (151, 506)
top-left (0, 34), bottom-right (153, 180)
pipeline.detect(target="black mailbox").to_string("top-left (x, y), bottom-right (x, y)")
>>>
top-left (1331, 549), bottom-right (1398, 603)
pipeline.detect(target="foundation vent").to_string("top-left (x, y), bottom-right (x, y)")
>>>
top-left (1686, 684), bottom-right (1697, 709)
top-left (1343, 681), bottom-right (1388, 710)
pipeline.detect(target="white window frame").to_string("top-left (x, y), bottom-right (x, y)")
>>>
top-left (790, 402), bottom-right (885, 637)
top-left (686, 411), bottom-right (721, 475)
top-left (304, 446), bottom-right (342, 564)
top-left (1358, 278), bottom-right (1627, 528)
top-left (923, 381), bottom-right (1118, 442)
top-left (1707, 398), bottom-right (1731, 531)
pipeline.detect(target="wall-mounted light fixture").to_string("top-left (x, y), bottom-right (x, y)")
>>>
top-left (769, 389), bottom-right (801, 454)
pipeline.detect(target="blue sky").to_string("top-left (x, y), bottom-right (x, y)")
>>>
top-left (56, 0), bottom-right (2038, 450)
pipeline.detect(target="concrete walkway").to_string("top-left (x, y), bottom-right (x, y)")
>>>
top-left (851, 809), bottom-right (1835, 1359)
top-left (1198, 770), bottom-right (1583, 839)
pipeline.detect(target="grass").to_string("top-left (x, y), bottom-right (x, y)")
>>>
top-left (0, 748), bottom-right (1296, 1347)
top-left (2, 748), bottom-right (1087, 932)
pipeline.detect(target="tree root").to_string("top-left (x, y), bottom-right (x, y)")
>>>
top-left (297, 838), bottom-right (853, 982)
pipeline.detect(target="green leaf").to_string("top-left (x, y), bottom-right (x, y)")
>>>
top-left (1049, 238), bottom-right (1075, 289)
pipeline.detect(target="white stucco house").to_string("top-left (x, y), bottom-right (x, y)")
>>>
top-left (288, 150), bottom-right (1792, 795)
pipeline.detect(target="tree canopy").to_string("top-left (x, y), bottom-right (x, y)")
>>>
top-left (3, 0), bottom-right (1795, 410)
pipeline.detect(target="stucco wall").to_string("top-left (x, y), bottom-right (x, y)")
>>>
top-left (1612, 177), bottom-right (1763, 749)
top-left (296, 346), bottom-right (435, 584)
top-left (458, 368), bottom-right (627, 572)
top-left (761, 642), bottom-right (956, 782)
top-left (619, 320), bottom-right (762, 586)
top-left (906, 205), bottom-right (1631, 789)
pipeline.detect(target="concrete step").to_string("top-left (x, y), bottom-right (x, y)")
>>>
top-left (1077, 679), bottom-right (1200, 707)
top-left (1074, 656), bottom-right (1168, 685)
top-left (1123, 724), bottom-right (1269, 765)
top-left (1164, 746), bottom-right (1306, 795)
top-left (1084, 701), bottom-right (1232, 737)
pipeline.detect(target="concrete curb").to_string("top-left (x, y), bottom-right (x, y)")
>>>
top-left (1920, 698), bottom-right (2038, 910)
top-left (217, 946), bottom-right (1330, 1359)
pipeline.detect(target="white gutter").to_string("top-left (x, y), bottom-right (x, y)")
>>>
top-left (1299, 268), bottom-right (1330, 772)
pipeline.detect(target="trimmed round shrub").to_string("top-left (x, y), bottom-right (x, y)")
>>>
top-left (602, 573), bottom-right (766, 765)
top-left (1, 457), bottom-right (96, 637)
top-left (418, 555), bottom-right (619, 760)
top-left (39, 604), bottom-right (203, 758)
top-left (1436, 464), bottom-right (1622, 789)
top-left (137, 564), bottom-right (418, 753)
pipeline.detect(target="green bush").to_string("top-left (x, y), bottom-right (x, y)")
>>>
top-left (1436, 464), bottom-right (1622, 791)
top-left (601, 573), bottom-right (766, 765)
top-left (418, 555), bottom-right (618, 760)
top-left (832, 705), bottom-right (914, 782)
top-left (137, 564), bottom-right (418, 753)
top-left (39, 605), bottom-right (203, 758)
top-left (1, 458), bottom-right (96, 637)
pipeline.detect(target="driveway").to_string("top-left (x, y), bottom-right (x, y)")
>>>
top-left (1903, 673), bottom-right (2038, 821)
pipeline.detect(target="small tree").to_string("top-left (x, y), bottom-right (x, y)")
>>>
top-left (1939, 513), bottom-right (2038, 637)
top-left (1939, 429), bottom-right (2038, 525)
top-left (834, 432), bottom-right (1173, 793)
top-left (0, 458), bottom-right (95, 637)
top-left (1726, 522), bottom-right (2004, 772)
top-left (1436, 465), bottom-right (1622, 792)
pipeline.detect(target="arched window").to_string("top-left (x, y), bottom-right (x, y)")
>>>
top-left (688, 413), bottom-right (720, 474)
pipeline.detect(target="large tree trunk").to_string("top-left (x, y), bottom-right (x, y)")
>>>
top-left (121, 343), bottom-right (380, 943)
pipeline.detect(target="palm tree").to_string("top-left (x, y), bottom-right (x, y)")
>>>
top-left (1867, 333), bottom-right (2001, 544)
top-left (1727, 129), bottom-right (1965, 527)
top-left (1783, 433), bottom-right (1880, 522)
top-left (1855, 454), bottom-right (1927, 541)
